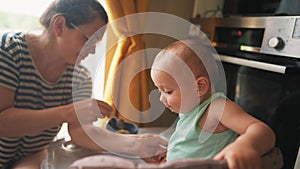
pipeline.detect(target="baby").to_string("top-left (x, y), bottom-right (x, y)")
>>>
top-left (150, 39), bottom-right (275, 169)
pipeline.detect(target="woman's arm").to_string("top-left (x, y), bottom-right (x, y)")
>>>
top-left (0, 86), bottom-right (69, 136)
top-left (0, 86), bottom-right (111, 137)
top-left (68, 123), bottom-right (168, 159)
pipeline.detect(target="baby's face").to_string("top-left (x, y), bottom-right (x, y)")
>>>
top-left (151, 69), bottom-right (200, 113)
top-left (151, 70), bottom-right (181, 113)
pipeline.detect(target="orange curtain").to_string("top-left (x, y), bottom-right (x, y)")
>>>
top-left (103, 0), bottom-right (150, 125)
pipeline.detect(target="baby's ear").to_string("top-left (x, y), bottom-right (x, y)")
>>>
top-left (196, 76), bottom-right (209, 96)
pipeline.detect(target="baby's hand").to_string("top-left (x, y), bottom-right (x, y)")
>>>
top-left (128, 134), bottom-right (168, 159)
top-left (214, 143), bottom-right (261, 169)
top-left (143, 151), bottom-right (167, 164)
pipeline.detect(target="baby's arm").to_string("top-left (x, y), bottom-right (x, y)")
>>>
top-left (212, 99), bottom-right (275, 169)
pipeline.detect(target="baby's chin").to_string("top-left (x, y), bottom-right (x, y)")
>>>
top-left (168, 105), bottom-right (196, 113)
top-left (166, 106), bottom-right (176, 113)
top-left (169, 108), bottom-right (185, 114)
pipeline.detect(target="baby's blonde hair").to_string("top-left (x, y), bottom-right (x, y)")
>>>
top-left (153, 39), bottom-right (220, 85)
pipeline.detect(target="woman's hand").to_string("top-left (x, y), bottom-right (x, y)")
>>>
top-left (214, 142), bottom-right (262, 169)
top-left (70, 98), bottom-right (112, 125)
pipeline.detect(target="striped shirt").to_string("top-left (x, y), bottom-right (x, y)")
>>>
top-left (0, 32), bottom-right (92, 168)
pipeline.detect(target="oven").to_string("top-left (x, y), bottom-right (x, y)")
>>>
top-left (193, 16), bottom-right (300, 169)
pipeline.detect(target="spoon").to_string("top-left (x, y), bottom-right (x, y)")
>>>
top-left (115, 118), bottom-right (125, 130)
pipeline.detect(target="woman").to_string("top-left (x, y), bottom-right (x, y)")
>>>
top-left (0, 0), bottom-right (167, 168)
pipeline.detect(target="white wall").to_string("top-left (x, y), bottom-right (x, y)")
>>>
top-left (143, 0), bottom-right (195, 126)
top-left (193, 0), bottom-right (224, 18)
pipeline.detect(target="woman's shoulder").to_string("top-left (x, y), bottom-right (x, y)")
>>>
top-left (0, 32), bottom-right (27, 52)
top-left (68, 64), bottom-right (90, 75)
top-left (1, 32), bottom-right (26, 45)
top-left (66, 64), bottom-right (91, 81)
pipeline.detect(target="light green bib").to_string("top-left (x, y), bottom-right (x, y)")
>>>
top-left (167, 92), bottom-right (238, 162)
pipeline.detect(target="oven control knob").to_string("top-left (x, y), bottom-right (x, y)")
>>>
top-left (268, 37), bottom-right (284, 50)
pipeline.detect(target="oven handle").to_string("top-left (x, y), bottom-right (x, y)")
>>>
top-left (219, 55), bottom-right (287, 74)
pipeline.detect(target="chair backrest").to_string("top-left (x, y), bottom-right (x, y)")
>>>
top-left (270, 91), bottom-right (300, 169)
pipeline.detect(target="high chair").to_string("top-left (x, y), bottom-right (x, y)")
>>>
top-left (69, 147), bottom-right (283, 169)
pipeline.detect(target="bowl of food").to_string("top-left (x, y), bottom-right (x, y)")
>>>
top-left (105, 117), bottom-right (138, 134)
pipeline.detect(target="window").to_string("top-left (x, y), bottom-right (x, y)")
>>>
top-left (0, 0), bottom-right (52, 32)
top-left (0, 0), bottom-right (108, 101)
top-left (0, 1), bottom-right (108, 139)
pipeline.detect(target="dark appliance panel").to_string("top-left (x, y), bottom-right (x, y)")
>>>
top-left (222, 0), bottom-right (300, 16)
top-left (194, 16), bottom-right (300, 169)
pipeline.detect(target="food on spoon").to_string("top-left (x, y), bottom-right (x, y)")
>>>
top-left (117, 129), bottom-right (130, 134)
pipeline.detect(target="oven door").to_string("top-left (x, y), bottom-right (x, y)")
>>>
top-left (219, 54), bottom-right (300, 169)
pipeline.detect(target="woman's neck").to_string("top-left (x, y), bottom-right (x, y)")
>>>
top-left (27, 31), bottom-right (67, 83)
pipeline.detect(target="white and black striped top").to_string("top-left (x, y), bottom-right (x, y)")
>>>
top-left (0, 32), bottom-right (92, 168)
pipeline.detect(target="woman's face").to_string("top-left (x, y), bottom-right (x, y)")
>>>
top-left (61, 17), bottom-right (106, 65)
